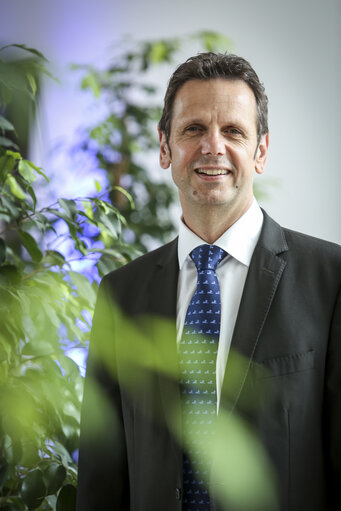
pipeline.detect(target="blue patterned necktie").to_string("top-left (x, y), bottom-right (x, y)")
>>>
top-left (179, 244), bottom-right (228, 510)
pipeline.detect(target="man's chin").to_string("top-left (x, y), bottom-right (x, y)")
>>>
top-left (190, 191), bottom-right (237, 208)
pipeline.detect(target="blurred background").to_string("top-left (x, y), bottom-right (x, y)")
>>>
top-left (1, 1), bottom-right (340, 508)
top-left (1, 0), bottom-right (341, 244)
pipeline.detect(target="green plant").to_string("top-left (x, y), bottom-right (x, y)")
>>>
top-left (72, 31), bottom-right (233, 251)
top-left (0, 44), bottom-right (138, 510)
top-left (0, 32), bottom-right (235, 509)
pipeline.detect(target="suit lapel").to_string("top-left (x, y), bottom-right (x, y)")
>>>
top-left (220, 212), bottom-right (288, 413)
top-left (147, 238), bottom-right (179, 320)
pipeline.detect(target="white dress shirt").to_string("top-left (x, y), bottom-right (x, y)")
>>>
top-left (177, 199), bottom-right (263, 410)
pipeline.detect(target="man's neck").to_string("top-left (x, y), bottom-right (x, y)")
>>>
top-left (181, 200), bottom-right (253, 244)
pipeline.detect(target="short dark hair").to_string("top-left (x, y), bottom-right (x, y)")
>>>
top-left (159, 52), bottom-right (268, 144)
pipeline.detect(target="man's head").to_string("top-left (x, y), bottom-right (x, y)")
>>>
top-left (158, 52), bottom-right (269, 241)
top-left (159, 52), bottom-right (268, 146)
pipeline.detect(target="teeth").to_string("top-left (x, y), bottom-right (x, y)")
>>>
top-left (196, 169), bottom-right (230, 175)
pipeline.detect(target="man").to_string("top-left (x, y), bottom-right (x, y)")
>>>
top-left (77, 53), bottom-right (341, 511)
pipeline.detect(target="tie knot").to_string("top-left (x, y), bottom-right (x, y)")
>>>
top-left (190, 244), bottom-right (227, 271)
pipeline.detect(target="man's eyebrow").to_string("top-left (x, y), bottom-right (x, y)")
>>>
top-left (179, 117), bottom-right (248, 131)
top-left (180, 117), bottom-right (205, 125)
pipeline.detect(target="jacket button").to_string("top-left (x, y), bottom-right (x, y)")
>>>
top-left (175, 488), bottom-right (182, 500)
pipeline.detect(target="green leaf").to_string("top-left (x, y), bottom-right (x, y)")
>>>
top-left (0, 265), bottom-right (21, 287)
top-left (74, 237), bottom-right (88, 255)
top-left (69, 271), bottom-right (97, 304)
top-left (25, 159), bottom-right (50, 182)
top-left (22, 340), bottom-right (55, 357)
top-left (62, 414), bottom-right (80, 440)
top-left (0, 81), bottom-right (12, 105)
top-left (0, 43), bottom-right (48, 62)
top-left (97, 253), bottom-right (119, 276)
top-left (34, 62), bottom-right (59, 84)
top-left (18, 159), bottom-right (37, 184)
top-left (45, 495), bottom-right (57, 509)
top-left (0, 136), bottom-right (19, 150)
top-left (195, 31), bottom-right (233, 52)
top-left (81, 199), bottom-right (94, 220)
top-left (0, 60), bottom-right (33, 97)
top-left (43, 250), bottom-right (66, 267)
top-left (0, 360), bottom-right (9, 384)
top-left (48, 209), bottom-right (78, 238)
top-left (52, 441), bottom-right (73, 467)
top-left (32, 212), bottom-right (53, 233)
top-left (81, 71), bottom-right (101, 98)
top-left (0, 212), bottom-right (11, 223)
top-left (113, 185), bottom-right (135, 210)
top-left (27, 185), bottom-right (37, 210)
top-left (5, 149), bottom-right (22, 159)
top-left (0, 115), bottom-right (15, 132)
top-left (1, 195), bottom-right (20, 218)
top-left (5, 175), bottom-right (27, 199)
top-left (149, 41), bottom-right (168, 63)
top-left (58, 198), bottom-right (78, 220)
top-left (18, 230), bottom-right (43, 262)
top-left (0, 154), bottom-right (15, 182)
top-left (20, 469), bottom-right (46, 510)
top-left (20, 440), bottom-right (41, 467)
top-left (0, 238), bottom-right (6, 266)
top-left (3, 435), bottom-right (23, 465)
top-left (98, 211), bottom-right (121, 240)
top-left (26, 72), bottom-right (37, 96)
top-left (56, 484), bottom-right (77, 511)
top-left (41, 301), bottom-right (61, 329)
top-left (0, 456), bottom-right (9, 490)
top-left (58, 354), bottom-right (81, 377)
top-left (63, 400), bottom-right (80, 423)
top-left (43, 463), bottom-right (67, 495)
top-left (95, 179), bottom-right (101, 192)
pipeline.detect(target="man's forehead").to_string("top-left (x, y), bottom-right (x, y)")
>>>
top-left (171, 78), bottom-right (257, 121)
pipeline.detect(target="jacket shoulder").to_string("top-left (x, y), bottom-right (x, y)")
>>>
top-left (283, 226), bottom-right (341, 262)
top-left (261, 210), bottom-right (341, 262)
top-left (101, 237), bottom-right (178, 287)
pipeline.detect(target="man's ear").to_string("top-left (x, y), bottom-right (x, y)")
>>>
top-left (255, 132), bottom-right (269, 175)
top-left (158, 129), bottom-right (171, 169)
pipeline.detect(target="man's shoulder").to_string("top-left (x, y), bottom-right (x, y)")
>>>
top-left (283, 226), bottom-right (341, 255)
top-left (262, 210), bottom-right (341, 266)
top-left (97, 238), bottom-right (178, 315)
top-left (259, 212), bottom-right (341, 280)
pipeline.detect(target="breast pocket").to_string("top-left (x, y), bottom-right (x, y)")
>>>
top-left (254, 349), bottom-right (315, 380)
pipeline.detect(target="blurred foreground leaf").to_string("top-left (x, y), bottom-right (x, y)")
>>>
top-left (56, 484), bottom-right (76, 511)
top-left (0, 43), bottom-right (138, 510)
top-left (20, 469), bottom-right (46, 510)
top-left (43, 463), bottom-right (67, 495)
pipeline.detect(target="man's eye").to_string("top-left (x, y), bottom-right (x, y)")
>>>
top-left (185, 125), bottom-right (202, 133)
top-left (225, 127), bottom-right (241, 136)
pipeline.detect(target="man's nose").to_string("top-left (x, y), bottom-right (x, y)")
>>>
top-left (200, 130), bottom-right (226, 156)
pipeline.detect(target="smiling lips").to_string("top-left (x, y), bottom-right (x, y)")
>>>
top-left (195, 168), bottom-right (231, 176)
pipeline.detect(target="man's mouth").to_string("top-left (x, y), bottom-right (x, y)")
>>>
top-left (195, 168), bottom-right (231, 176)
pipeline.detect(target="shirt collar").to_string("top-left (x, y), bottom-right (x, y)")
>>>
top-left (178, 198), bottom-right (263, 269)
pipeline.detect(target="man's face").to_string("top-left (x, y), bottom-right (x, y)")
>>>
top-left (159, 78), bottom-right (268, 222)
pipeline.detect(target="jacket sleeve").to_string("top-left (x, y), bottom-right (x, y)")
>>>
top-left (76, 277), bottom-right (130, 510)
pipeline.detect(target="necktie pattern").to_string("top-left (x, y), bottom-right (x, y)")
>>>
top-left (179, 244), bottom-right (227, 510)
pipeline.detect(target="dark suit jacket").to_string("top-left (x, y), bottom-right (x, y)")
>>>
top-left (77, 211), bottom-right (341, 511)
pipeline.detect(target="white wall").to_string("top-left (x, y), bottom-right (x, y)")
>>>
top-left (1, 0), bottom-right (340, 243)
